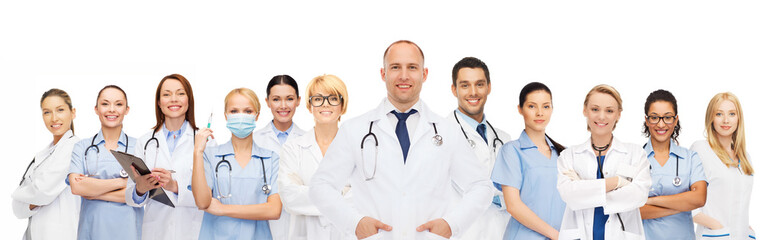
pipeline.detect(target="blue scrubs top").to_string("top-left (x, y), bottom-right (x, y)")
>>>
top-left (643, 139), bottom-right (707, 240)
top-left (68, 130), bottom-right (143, 240)
top-left (491, 131), bottom-right (565, 240)
top-left (199, 140), bottom-right (280, 240)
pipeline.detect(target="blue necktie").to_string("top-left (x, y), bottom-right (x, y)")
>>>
top-left (476, 124), bottom-right (488, 144)
top-left (392, 109), bottom-right (417, 163)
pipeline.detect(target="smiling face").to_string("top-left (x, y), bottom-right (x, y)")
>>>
top-left (309, 89), bottom-right (342, 125)
top-left (452, 67), bottom-right (490, 121)
top-left (158, 79), bottom-right (189, 121)
top-left (41, 96), bottom-right (76, 137)
top-left (646, 101), bottom-right (677, 144)
top-left (519, 90), bottom-right (552, 133)
top-left (381, 42), bottom-right (428, 110)
top-left (712, 99), bottom-right (738, 139)
top-left (95, 88), bottom-right (129, 129)
top-left (583, 92), bottom-right (621, 136)
top-left (266, 84), bottom-right (300, 124)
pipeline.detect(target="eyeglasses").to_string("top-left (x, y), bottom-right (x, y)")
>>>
top-left (646, 115), bottom-right (676, 124)
top-left (309, 95), bottom-right (343, 107)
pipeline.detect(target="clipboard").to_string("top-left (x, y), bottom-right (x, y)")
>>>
top-left (111, 150), bottom-right (176, 208)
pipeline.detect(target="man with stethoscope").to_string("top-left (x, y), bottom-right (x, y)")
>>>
top-left (445, 57), bottom-right (512, 240)
top-left (310, 40), bottom-right (493, 240)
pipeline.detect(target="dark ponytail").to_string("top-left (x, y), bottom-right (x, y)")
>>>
top-left (519, 82), bottom-right (565, 152)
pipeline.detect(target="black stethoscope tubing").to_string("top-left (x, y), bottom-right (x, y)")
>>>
top-left (360, 118), bottom-right (442, 180)
top-left (216, 154), bottom-right (270, 197)
top-left (452, 111), bottom-right (503, 149)
top-left (85, 132), bottom-right (129, 176)
top-left (19, 135), bottom-right (75, 185)
top-left (643, 143), bottom-right (681, 187)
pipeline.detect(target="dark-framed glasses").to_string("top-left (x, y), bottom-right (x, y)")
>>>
top-left (646, 115), bottom-right (676, 124)
top-left (309, 94), bottom-right (343, 107)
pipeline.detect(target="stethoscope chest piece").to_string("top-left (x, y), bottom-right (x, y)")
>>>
top-left (673, 176), bottom-right (682, 187)
top-left (262, 184), bottom-right (271, 195)
top-left (467, 139), bottom-right (475, 148)
top-left (120, 169), bottom-right (129, 178)
top-left (432, 134), bottom-right (443, 146)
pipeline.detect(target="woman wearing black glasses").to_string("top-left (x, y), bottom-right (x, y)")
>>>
top-left (278, 74), bottom-right (351, 240)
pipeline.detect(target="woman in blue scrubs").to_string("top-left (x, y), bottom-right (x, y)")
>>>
top-left (68, 85), bottom-right (142, 240)
top-left (191, 88), bottom-right (282, 240)
top-left (639, 89), bottom-right (707, 240)
top-left (491, 82), bottom-right (566, 240)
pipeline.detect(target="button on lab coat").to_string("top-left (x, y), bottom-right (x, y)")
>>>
top-left (556, 137), bottom-right (651, 240)
top-left (309, 99), bottom-right (493, 239)
top-left (445, 111), bottom-right (512, 240)
top-left (278, 129), bottom-right (353, 240)
top-left (125, 122), bottom-right (206, 240)
top-left (253, 121), bottom-right (306, 240)
top-left (12, 130), bottom-right (80, 240)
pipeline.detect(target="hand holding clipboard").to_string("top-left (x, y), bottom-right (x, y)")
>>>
top-left (111, 150), bottom-right (176, 208)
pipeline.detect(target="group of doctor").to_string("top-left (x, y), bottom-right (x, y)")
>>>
top-left (11, 39), bottom-right (754, 240)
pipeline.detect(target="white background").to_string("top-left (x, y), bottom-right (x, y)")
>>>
top-left (1, 1), bottom-right (759, 238)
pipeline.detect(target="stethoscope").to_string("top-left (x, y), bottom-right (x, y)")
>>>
top-left (360, 120), bottom-right (443, 181)
top-left (144, 127), bottom-right (196, 170)
top-left (591, 138), bottom-right (626, 231)
top-left (19, 135), bottom-right (75, 186)
top-left (214, 155), bottom-right (270, 199)
top-left (643, 143), bottom-right (681, 187)
top-left (452, 111), bottom-right (503, 150)
top-left (85, 132), bottom-right (129, 177)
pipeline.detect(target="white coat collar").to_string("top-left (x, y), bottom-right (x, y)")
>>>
top-left (257, 121), bottom-right (306, 140)
top-left (151, 121), bottom-right (196, 159)
top-left (370, 98), bottom-right (441, 125)
top-left (294, 128), bottom-right (317, 148)
top-left (573, 136), bottom-right (627, 155)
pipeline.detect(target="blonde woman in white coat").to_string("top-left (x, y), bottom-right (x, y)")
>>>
top-left (690, 92), bottom-right (755, 239)
top-left (13, 89), bottom-right (81, 240)
top-left (125, 74), bottom-right (208, 240)
top-left (556, 84), bottom-right (651, 240)
top-left (252, 75), bottom-right (307, 240)
top-left (278, 74), bottom-right (353, 240)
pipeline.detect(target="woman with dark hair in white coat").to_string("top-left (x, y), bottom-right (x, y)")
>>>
top-left (13, 88), bottom-right (81, 240)
top-left (253, 74), bottom-right (306, 240)
top-left (125, 74), bottom-right (210, 240)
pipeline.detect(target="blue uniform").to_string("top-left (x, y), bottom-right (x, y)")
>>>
top-left (643, 139), bottom-right (706, 240)
top-left (198, 140), bottom-right (280, 240)
top-left (491, 131), bottom-right (565, 240)
top-left (68, 130), bottom-right (142, 240)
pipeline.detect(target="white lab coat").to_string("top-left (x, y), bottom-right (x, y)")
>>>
top-left (445, 111), bottom-right (512, 240)
top-left (12, 130), bottom-right (80, 240)
top-left (278, 129), bottom-right (354, 240)
top-left (125, 123), bottom-right (205, 240)
top-left (253, 121), bottom-right (306, 240)
top-left (310, 99), bottom-right (493, 240)
top-left (691, 140), bottom-right (755, 240)
top-left (556, 137), bottom-right (651, 240)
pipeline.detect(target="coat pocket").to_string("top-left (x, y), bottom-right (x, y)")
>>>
top-left (700, 227), bottom-right (731, 240)
top-left (423, 231), bottom-right (449, 240)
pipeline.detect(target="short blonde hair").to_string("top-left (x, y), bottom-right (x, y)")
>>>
top-left (584, 84), bottom-right (623, 130)
top-left (224, 88), bottom-right (261, 114)
top-left (306, 74), bottom-right (348, 118)
top-left (704, 92), bottom-right (752, 175)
